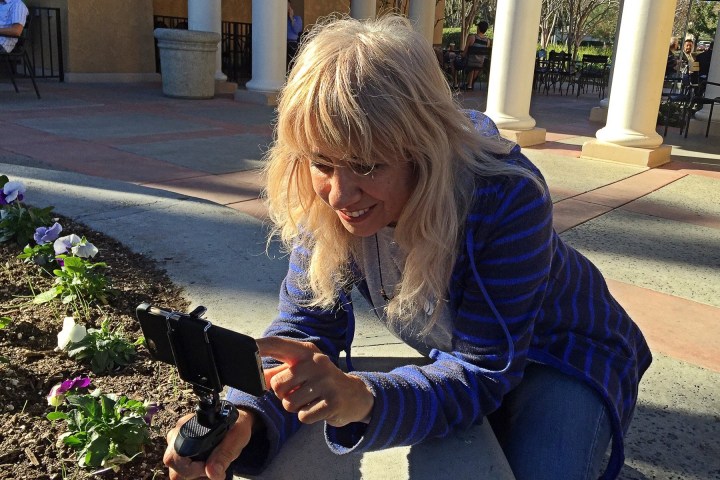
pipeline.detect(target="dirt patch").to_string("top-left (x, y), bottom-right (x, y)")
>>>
top-left (0, 214), bottom-right (193, 479)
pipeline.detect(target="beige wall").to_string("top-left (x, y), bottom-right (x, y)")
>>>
top-left (25, 0), bottom-right (446, 80)
top-left (28, 0), bottom-right (156, 78)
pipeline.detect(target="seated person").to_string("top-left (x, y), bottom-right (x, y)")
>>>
top-left (665, 36), bottom-right (680, 77)
top-left (696, 41), bottom-right (713, 78)
top-left (462, 20), bottom-right (492, 90)
top-left (0, 0), bottom-right (28, 53)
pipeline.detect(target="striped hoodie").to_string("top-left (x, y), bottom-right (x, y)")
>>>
top-left (227, 111), bottom-right (652, 479)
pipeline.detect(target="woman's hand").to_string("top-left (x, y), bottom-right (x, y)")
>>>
top-left (163, 409), bottom-right (256, 480)
top-left (258, 337), bottom-right (374, 427)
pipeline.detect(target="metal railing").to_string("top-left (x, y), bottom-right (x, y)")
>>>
top-left (28, 7), bottom-right (64, 81)
top-left (153, 16), bottom-right (252, 83)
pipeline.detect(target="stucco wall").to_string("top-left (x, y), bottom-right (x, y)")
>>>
top-left (28, 0), bottom-right (156, 79)
top-left (151, 1), bottom-right (442, 43)
top-left (153, 0), bottom-right (250, 23)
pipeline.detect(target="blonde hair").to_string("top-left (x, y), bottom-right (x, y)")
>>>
top-left (265, 15), bottom-right (536, 331)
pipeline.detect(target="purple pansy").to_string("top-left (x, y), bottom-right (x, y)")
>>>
top-left (0, 181), bottom-right (26, 204)
top-left (34, 222), bottom-right (63, 245)
top-left (143, 402), bottom-right (162, 425)
top-left (59, 375), bottom-right (92, 393)
top-left (47, 375), bottom-right (92, 406)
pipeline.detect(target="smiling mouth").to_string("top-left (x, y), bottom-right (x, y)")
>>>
top-left (340, 207), bottom-right (371, 219)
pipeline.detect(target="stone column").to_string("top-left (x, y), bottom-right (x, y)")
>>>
top-left (688, 19), bottom-right (720, 135)
top-left (237, 0), bottom-right (287, 105)
top-left (582, 0), bottom-right (676, 167)
top-left (589, 0), bottom-right (624, 124)
top-left (408, 0), bottom-right (434, 45)
top-left (351, 0), bottom-right (376, 20)
top-left (484, 0), bottom-right (545, 147)
top-left (188, 0), bottom-right (225, 81)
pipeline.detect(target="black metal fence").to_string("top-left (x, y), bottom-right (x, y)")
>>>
top-left (153, 16), bottom-right (252, 83)
top-left (27, 7), bottom-right (64, 81)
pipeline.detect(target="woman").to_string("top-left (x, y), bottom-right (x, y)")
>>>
top-left (164, 15), bottom-right (651, 480)
top-left (462, 20), bottom-right (492, 90)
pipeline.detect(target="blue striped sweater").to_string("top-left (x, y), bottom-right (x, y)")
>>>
top-left (227, 111), bottom-right (652, 479)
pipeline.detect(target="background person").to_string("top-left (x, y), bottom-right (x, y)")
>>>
top-left (0, 0), bottom-right (28, 53)
top-left (696, 41), bottom-right (714, 78)
top-left (666, 36), bottom-right (680, 77)
top-left (682, 38), bottom-right (697, 71)
top-left (462, 20), bottom-right (492, 90)
top-left (286, 1), bottom-right (302, 70)
top-left (163, 15), bottom-right (651, 480)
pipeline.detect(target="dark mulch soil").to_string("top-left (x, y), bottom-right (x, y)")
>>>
top-left (0, 214), bottom-right (193, 479)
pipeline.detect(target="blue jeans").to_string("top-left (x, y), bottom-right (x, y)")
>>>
top-left (487, 363), bottom-right (612, 480)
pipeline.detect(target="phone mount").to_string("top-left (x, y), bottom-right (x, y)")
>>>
top-left (166, 306), bottom-right (239, 473)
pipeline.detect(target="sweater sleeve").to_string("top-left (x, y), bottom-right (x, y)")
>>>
top-left (226, 243), bottom-right (354, 474)
top-left (325, 169), bottom-right (555, 454)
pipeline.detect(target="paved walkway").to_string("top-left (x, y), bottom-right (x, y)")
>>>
top-left (1, 81), bottom-right (719, 479)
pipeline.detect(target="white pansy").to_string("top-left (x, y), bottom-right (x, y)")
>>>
top-left (47, 384), bottom-right (64, 406)
top-left (57, 316), bottom-right (87, 350)
top-left (72, 240), bottom-right (98, 258)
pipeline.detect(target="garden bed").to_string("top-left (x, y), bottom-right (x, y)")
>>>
top-left (0, 214), bottom-right (192, 479)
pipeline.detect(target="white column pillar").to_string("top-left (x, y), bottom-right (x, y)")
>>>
top-left (692, 19), bottom-right (720, 126)
top-left (583, 0), bottom-right (676, 166)
top-left (245, 0), bottom-right (286, 95)
top-left (595, 0), bottom-right (676, 147)
top-left (351, 0), bottom-right (376, 20)
top-left (188, 0), bottom-right (225, 81)
top-left (408, 0), bottom-right (434, 44)
top-left (589, 0), bottom-right (624, 123)
top-left (484, 0), bottom-right (545, 147)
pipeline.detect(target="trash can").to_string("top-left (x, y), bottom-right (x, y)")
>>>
top-left (154, 28), bottom-right (221, 99)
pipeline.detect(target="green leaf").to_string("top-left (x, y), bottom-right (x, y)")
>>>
top-left (47, 411), bottom-right (69, 421)
top-left (33, 286), bottom-right (61, 304)
top-left (80, 434), bottom-right (111, 468)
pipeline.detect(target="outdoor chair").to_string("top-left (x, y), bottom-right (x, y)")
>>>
top-left (660, 75), bottom-right (705, 138)
top-left (0, 16), bottom-right (40, 99)
top-left (689, 80), bottom-right (720, 138)
top-left (575, 54), bottom-right (609, 98)
top-left (543, 51), bottom-right (575, 95)
top-left (533, 49), bottom-right (548, 92)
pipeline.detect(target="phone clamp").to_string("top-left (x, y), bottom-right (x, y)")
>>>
top-left (164, 306), bottom-right (239, 465)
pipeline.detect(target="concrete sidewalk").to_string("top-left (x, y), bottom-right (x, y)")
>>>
top-left (1, 81), bottom-right (719, 479)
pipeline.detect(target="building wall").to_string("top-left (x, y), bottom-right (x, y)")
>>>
top-left (28, 0), bottom-right (156, 79)
top-left (151, 1), bottom-right (442, 42)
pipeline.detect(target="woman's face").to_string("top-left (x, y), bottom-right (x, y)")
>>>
top-left (308, 153), bottom-right (416, 237)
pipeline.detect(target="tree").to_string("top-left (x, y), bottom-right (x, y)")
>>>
top-left (560, 0), bottom-right (619, 60)
top-left (540, 0), bottom-right (563, 48)
top-left (443, 0), bottom-right (496, 49)
top-left (688, 0), bottom-right (720, 42)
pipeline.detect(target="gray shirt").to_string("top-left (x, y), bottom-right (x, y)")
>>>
top-left (357, 227), bottom-right (453, 355)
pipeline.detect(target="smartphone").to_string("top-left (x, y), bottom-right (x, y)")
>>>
top-left (136, 303), bottom-right (266, 396)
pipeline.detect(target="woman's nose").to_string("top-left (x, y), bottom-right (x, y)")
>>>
top-left (327, 167), bottom-right (362, 208)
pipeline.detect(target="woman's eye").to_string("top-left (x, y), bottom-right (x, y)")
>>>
top-left (349, 163), bottom-right (378, 176)
top-left (310, 162), bottom-right (334, 174)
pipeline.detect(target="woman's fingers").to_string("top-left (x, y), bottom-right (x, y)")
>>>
top-left (163, 409), bottom-right (256, 480)
top-left (204, 409), bottom-right (255, 479)
top-left (256, 336), bottom-right (319, 365)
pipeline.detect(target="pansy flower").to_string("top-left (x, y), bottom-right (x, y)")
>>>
top-left (34, 222), bottom-right (63, 245)
top-left (47, 375), bottom-right (92, 406)
top-left (57, 316), bottom-right (87, 350)
top-left (54, 234), bottom-right (98, 258)
top-left (0, 180), bottom-right (26, 204)
top-left (143, 401), bottom-right (162, 425)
